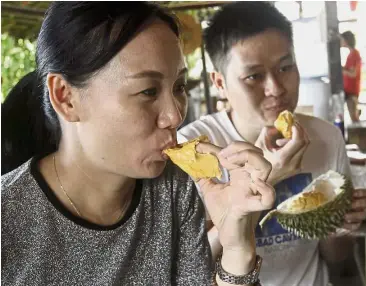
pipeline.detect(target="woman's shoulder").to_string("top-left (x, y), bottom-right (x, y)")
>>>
top-left (1, 159), bottom-right (33, 197)
top-left (1, 159), bottom-right (39, 228)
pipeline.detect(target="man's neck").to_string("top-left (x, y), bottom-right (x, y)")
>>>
top-left (229, 110), bottom-right (262, 144)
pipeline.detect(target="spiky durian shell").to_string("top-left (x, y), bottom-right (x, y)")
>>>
top-left (259, 175), bottom-right (353, 239)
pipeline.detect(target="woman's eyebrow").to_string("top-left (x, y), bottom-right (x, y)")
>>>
top-left (126, 67), bottom-right (188, 79)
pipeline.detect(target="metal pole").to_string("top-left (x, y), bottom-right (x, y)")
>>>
top-left (199, 11), bottom-right (213, 114)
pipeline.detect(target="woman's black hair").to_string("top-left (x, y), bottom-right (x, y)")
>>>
top-left (1, 71), bottom-right (55, 174)
top-left (2, 2), bottom-right (179, 174)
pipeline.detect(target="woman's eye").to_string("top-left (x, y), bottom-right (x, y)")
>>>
top-left (140, 88), bottom-right (157, 97)
top-left (174, 83), bottom-right (187, 94)
top-left (279, 65), bottom-right (294, 73)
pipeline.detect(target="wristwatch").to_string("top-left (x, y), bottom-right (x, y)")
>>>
top-left (215, 253), bottom-right (262, 285)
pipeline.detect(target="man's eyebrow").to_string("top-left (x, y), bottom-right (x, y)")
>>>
top-left (241, 54), bottom-right (294, 72)
top-left (241, 64), bottom-right (263, 72)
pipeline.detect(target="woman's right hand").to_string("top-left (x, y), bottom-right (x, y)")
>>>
top-left (196, 141), bottom-right (275, 251)
top-left (255, 121), bottom-right (309, 186)
top-left (196, 141), bottom-right (275, 282)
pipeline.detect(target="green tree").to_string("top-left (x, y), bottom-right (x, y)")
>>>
top-left (1, 33), bottom-right (36, 101)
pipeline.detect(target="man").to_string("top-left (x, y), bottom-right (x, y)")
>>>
top-left (341, 30), bottom-right (362, 122)
top-left (178, 2), bottom-right (366, 286)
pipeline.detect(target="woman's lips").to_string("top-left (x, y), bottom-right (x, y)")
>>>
top-left (160, 141), bottom-right (177, 161)
top-left (161, 152), bottom-right (169, 161)
top-left (162, 141), bottom-right (177, 150)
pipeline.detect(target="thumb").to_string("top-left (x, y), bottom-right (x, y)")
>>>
top-left (267, 127), bottom-right (283, 149)
top-left (255, 127), bottom-right (268, 148)
top-left (197, 177), bottom-right (226, 200)
top-left (256, 126), bottom-right (282, 150)
top-left (196, 142), bottom-right (222, 156)
top-left (197, 177), bottom-right (217, 190)
top-left (276, 138), bottom-right (290, 147)
top-left (194, 142), bottom-right (223, 195)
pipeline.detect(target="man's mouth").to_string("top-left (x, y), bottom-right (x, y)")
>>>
top-left (264, 104), bottom-right (287, 112)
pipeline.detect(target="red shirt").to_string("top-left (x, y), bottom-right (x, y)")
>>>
top-left (343, 49), bottom-right (362, 96)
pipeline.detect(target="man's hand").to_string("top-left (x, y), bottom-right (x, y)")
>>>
top-left (342, 188), bottom-right (366, 231)
top-left (196, 141), bottom-right (275, 250)
top-left (255, 121), bottom-right (309, 186)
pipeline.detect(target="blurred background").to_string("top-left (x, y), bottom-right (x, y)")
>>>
top-left (1, 1), bottom-right (366, 286)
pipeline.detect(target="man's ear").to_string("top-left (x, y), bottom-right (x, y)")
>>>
top-left (47, 73), bottom-right (80, 123)
top-left (210, 71), bottom-right (227, 98)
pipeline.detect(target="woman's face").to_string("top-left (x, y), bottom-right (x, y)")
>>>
top-left (74, 20), bottom-right (187, 178)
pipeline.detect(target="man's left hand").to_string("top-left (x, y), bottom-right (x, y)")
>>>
top-left (343, 189), bottom-right (366, 231)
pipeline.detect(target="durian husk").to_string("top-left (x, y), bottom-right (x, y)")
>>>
top-left (274, 110), bottom-right (294, 139)
top-left (163, 135), bottom-right (222, 180)
top-left (259, 171), bottom-right (354, 239)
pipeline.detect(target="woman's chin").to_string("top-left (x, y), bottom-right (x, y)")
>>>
top-left (143, 161), bottom-right (167, 179)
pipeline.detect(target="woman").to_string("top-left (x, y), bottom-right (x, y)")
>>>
top-left (2, 2), bottom-right (275, 285)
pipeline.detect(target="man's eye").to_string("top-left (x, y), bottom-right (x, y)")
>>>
top-left (141, 88), bottom-right (157, 97)
top-left (245, 73), bottom-right (263, 81)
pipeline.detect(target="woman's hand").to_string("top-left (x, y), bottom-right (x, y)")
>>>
top-left (196, 141), bottom-right (275, 251)
top-left (255, 121), bottom-right (309, 186)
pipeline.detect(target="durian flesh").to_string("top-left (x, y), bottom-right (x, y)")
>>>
top-left (259, 170), bottom-right (353, 239)
top-left (288, 185), bottom-right (328, 212)
top-left (274, 110), bottom-right (294, 139)
top-left (163, 135), bottom-right (222, 180)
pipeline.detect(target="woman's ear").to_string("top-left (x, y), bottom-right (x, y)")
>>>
top-left (47, 73), bottom-right (81, 122)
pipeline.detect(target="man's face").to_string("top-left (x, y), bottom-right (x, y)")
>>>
top-left (216, 29), bottom-right (300, 128)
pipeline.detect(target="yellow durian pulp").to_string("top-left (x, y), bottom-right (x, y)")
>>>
top-left (163, 135), bottom-right (222, 180)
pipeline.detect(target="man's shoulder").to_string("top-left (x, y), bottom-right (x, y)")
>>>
top-left (180, 111), bottom-right (226, 132)
top-left (178, 110), bottom-right (236, 145)
top-left (296, 113), bottom-right (343, 139)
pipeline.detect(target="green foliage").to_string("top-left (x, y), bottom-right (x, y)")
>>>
top-left (186, 48), bottom-right (202, 79)
top-left (183, 6), bottom-right (218, 23)
top-left (1, 33), bottom-right (36, 101)
top-left (180, 8), bottom-right (218, 80)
